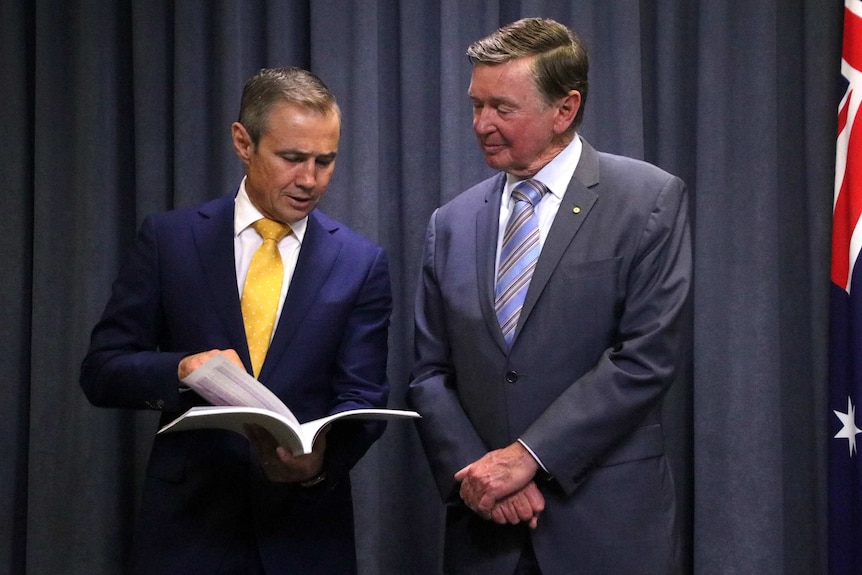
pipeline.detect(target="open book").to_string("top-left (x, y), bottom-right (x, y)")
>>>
top-left (157, 354), bottom-right (420, 455)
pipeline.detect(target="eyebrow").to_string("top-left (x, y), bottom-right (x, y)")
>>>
top-left (277, 149), bottom-right (338, 160)
top-left (469, 94), bottom-right (518, 108)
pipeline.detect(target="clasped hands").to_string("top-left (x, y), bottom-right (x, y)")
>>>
top-left (454, 442), bottom-right (545, 529)
top-left (178, 348), bottom-right (327, 484)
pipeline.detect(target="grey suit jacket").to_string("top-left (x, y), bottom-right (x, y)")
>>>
top-left (408, 139), bottom-right (692, 575)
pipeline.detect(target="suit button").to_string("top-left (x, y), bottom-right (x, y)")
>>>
top-left (505, 371), bottom-right (519, 384)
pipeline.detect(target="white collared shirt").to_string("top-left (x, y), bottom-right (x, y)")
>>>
top-left (234, 177), bottom-right (307, 324)
top-left (495, 135), bottom-right (583, 270)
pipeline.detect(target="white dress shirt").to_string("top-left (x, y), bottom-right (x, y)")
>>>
top-left (495, 135), bottom-right (583, 270)
top-left (233, 177), bottom-right (306, 330)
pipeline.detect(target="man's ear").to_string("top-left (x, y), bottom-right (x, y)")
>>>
top-left (232, 122), bottom-right (253, 161)
top-left (554, 90), bottom-right (581, 134)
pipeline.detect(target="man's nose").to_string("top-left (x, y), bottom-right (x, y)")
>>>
top-left (295, 159), bottom-right (317, 188)
top-left (473, 107), bottom-right (494, 134)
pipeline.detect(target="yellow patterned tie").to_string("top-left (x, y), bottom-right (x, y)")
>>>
top-left (241, 218), bottom-right (291, 377)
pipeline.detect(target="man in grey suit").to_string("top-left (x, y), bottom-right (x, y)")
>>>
top-left (407, 18), bottom-right (691, 575)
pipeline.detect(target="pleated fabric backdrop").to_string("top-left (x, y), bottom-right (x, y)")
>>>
top-left (0, 1), bottom-right (840, 573)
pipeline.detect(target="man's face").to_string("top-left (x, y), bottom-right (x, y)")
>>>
top-left (232, 102), bottom-right (340, 224)
top-left (468, 57), bottom-right (578, 178)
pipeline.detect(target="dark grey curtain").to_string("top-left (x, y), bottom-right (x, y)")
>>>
top-left (0, 1), bottom-right (839, 573)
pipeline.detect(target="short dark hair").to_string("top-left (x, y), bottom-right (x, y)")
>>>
top-left (467, 18), bottom-right (589, 129)
top-left (237, 67), bottom-right (340, 145)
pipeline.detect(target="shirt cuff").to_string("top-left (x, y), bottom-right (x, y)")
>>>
top-left (518, 438), bottom-right (552, 480)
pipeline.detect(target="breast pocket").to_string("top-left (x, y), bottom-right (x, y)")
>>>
top-left (539, 257), bottom-right (623, 342)
top-left (555, 256), bottom-right (622, 283)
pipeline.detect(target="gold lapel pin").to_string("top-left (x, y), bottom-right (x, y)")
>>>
top-left (572, 206), bottom-right (581, 214)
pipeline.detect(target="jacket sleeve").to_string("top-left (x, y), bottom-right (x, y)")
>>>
top-left (321, 245), bottom-right (393, 481)
top-left (80, 214), bottom-right (191, 412)
top-left (520, 174), bottom-right (692, 495)
top-left (407, 209), bottom-right (490, 500)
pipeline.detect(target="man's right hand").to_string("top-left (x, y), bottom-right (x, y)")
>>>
top-left (177, 349), bottom-right (244, 380)
top-left (488, 481), bottom-right (545, 529)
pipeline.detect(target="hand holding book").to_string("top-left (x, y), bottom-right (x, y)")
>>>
top-left (245, 419), bottom-right (327, 483)
top-left (159, 353), bottom-right (420, 455)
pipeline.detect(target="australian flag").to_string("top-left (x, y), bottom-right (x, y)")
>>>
top-left (830, 2), bottom-right (862, 572)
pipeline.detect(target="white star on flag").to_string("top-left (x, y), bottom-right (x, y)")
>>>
top-left (834, 396), bottom-right (862, 456)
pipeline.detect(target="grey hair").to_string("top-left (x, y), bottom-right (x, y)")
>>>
top-left (237, 67), bottom-right (340, 145)
top-left (467, 18), bottom-right (589, 128)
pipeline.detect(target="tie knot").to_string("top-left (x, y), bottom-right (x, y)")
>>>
top-left (252, 218), bottom-right (291, 242)
top-left (512, 179), bottom-right (548, 207)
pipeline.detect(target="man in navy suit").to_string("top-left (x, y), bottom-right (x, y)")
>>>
top-left (408, 18), bottom-right (692, 574)
top-left (81, 67), bottom-right (392, 574)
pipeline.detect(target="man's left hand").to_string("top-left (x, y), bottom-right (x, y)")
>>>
top-left (454, 442), bottom-right (539, 515)
top-left (246, 424), bottom-right (328, 483)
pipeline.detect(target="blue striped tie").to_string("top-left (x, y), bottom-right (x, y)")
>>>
top-left (495, 179), bottom-right (548, 346)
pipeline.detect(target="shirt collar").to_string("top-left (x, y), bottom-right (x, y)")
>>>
top-left (234, 177), bottom-right (308, 242)
top-left (505, 135), bottom-right (583, 200)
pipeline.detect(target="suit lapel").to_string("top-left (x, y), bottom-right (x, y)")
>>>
top-left (192, 195), bottom-right (249, 361)
top-left (516, 139), bottom-right (600, 339)
top-left (260, 211), bottom-right (340, 380)
top-left (476, 174), bottom-right (509, 351)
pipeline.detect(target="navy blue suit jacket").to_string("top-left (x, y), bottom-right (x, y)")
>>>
top-left (408, 139), bottom-right (692, 575)
top-left (81, 192), bottom-right (392, 574)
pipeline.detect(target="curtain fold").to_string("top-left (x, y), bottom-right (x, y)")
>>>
top-left (1, 1), bottom-right (838, 573)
